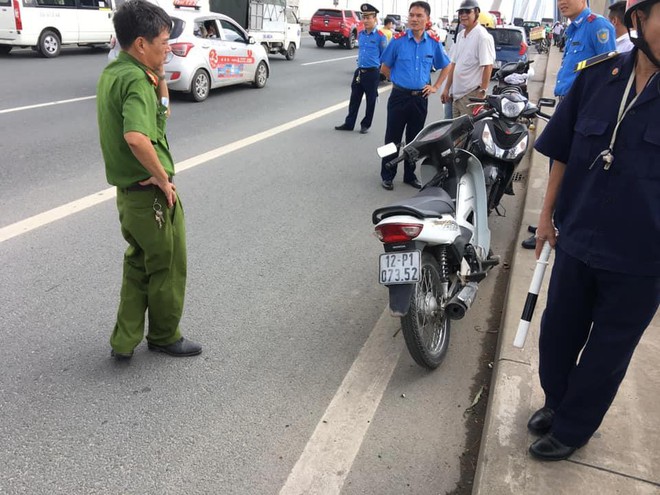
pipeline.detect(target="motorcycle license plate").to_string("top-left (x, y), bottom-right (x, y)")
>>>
top-left (320, 31), bottom-right (330, 35)
top-left (379, 251), bottom-right (421, 285)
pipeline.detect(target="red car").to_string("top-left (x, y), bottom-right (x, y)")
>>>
top-left (309, 8), bottom-right (364, 49)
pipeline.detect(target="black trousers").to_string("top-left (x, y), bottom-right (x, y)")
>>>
top-left (380, 88), bottom-right (428, 182)
top-left (539, 245), bottom-right (660, 446)
top-left (344, 69), bottom-right (380, 130)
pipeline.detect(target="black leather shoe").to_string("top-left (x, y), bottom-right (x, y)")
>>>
top-left (527, 407), bottom-right (554, 436)
top-left (334, 124), bottom-right (353, 131)
top-left (381, 180), bottom-right (393, 190)
top-left (529, 433), bottom-right (578, 461)
top-left (527, 225), bottom-right (538, 234)
top-left (360, 127), bottom-right (369, 134)
top-left (111, 349), bottom-right (133, 361)
top-left (148, 337), bottom-right (202, 357)
top-left (404, 179), bottom-right (422, 189)
top-left (521, 234), bottom-right (536, 249)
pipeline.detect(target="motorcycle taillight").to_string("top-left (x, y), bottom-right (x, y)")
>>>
top-left (375, 224), bottom-right (423, 243)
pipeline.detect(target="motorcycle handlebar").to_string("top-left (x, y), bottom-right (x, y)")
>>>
top-left (385, 152), bottom-right (408, 170)
top-left (537, 111), bottom-right (552, 120)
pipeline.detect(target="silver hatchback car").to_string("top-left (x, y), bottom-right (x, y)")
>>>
top-left (166, 7), bottom-right (270, 102)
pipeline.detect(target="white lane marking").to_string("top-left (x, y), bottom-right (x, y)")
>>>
top-left (279, 310), bottom-right (403, 495)
top-left (301, 55), bottom-right (358, 66)
top-left (0, 86), bottom-right (392, 244)
top-left (0, 95), bottom-right (96, 115)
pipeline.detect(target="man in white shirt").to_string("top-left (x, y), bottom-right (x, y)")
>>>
top-left (440, 0), bottom-right (495, 117)
top-left (607, 0), bottom-right (635, 53)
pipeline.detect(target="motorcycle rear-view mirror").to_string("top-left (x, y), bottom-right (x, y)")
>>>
top-left (538, 97), bottom-right (556, 108)
top-left (377, 142), bottom-right (398, 158)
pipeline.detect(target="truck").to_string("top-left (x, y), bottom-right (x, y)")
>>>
top-left (209, 0), bottom-right (301, 60)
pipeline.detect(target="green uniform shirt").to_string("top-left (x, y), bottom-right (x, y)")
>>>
top-left (97, 51), bottom-right (174, 188)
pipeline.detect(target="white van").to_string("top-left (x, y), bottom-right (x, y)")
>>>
top-left (0, 0), bottom-right (116, 57)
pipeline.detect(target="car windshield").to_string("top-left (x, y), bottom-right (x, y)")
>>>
top-left (315, 9), bottom-right (341, 17)
top-left (488, 28), bottom-right (523, 46)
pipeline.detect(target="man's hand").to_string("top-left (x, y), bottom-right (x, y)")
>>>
top-left (139, 176), bottom-right (177, 207)
top-left (441, 89), bottom-right (452, 104)
top-left (422, 84), bottom-right (437, 97)
top-left (535, 214), bottom-right (557, 259)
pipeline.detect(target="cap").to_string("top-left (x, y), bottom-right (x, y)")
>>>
top-left (360, 3), bottom-right (379, 15)
top-left (457, 0), bottom-right (479, 11)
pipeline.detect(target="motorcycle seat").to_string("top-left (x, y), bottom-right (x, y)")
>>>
top-left (372, 187), bottom-right (455, 223)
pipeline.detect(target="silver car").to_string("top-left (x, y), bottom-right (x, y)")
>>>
top-left (166, 8), bottom-right (270, 102)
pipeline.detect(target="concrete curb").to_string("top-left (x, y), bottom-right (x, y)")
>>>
top-left (472, 48), bottom-right (660, 495)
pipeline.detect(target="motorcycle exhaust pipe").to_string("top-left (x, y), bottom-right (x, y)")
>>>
top-left (446, 282), bottom-right (479, 320)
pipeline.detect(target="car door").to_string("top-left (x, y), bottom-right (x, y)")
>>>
top-left (217, 18), bottom-right (254, 85)
top-left (192, 18), bottom-right (224, 88)
top-left (76, 0), bottom-right (113, 43)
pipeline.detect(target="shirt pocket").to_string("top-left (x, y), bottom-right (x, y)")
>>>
top-left (572, 116), bottom-right (610, 167)
top-left (638, 125), bottom-right (660, 180)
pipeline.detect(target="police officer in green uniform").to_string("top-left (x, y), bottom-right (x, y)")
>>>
top-left (97, 0), bottom-right (202, 361)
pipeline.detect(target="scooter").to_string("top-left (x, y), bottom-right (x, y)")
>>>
top-left (372, 112), bottom-right (501, 370)
top-left (467, 91), bottom-right (556, 215)
top-left (492, 59), bottom-right (534, 98)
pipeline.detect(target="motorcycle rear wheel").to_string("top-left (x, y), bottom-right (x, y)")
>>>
top-left (400, 252), bottom-right (452, 369)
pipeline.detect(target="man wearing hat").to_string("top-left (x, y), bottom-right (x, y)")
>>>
top-left (335, 3), bottom-right (388, 134)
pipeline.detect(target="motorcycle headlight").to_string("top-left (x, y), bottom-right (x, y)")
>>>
top-left (501, 98), bottom-right (526, 118)
top-left (505, 135), bottom-right (529, 160)
top-left (481, 125), bottom-right (496, 156)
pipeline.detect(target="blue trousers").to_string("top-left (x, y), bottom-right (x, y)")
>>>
top-left (539, 245), bottom-right (660, 446)
top-left (380, 88), bottom-right (428, 182)
top-left (343, 69), bottom-right (380, 130)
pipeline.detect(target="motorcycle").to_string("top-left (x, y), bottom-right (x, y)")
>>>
top-left (372, 112), bottom-right (501, 369)
top-left (467, 90), bottom-right (556, 215)
top-left (534, 37), bottom-right (550, 54)
top-left (492, 59), bottom-right (534, 98)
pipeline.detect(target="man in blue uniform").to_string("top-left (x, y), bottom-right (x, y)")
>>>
top-left (521, 0), bottom-right (617, 249)
top-left (555, 0), bottom-right (616, 97)
top-left (379, 1), bottom-right (451, 190)
top-left (526, 0), bottom-right (660, 461)
top-left (335, 4), bottom-right (387, 134)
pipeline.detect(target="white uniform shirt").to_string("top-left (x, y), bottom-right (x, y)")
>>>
top-left (450, 23), bottom-right (495, 99)
top-left (615, 33), bottom-right (634, 53)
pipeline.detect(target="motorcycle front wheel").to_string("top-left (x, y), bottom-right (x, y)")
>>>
top-left (400, 252), bottom-right (452, 369)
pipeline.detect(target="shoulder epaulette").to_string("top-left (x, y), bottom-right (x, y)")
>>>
top-left (393, 31), bottom-right (406, 40)
top-left (427, 30), bottom-right (440, 42)
top-left (587, 13), bottom-right (597, 22)
top-left (575, 50), bottom-right (618, 72)
top-left (377, 29), bottom-right (385, 36)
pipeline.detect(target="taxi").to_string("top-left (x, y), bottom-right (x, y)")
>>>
top-left (165, 1), bottom-right (270, 102)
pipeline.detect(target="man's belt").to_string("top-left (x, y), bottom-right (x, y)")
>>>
top-left (393, 84), bottom-right (424, 96)
top-left (358, 67), bottom-right (380, 72)
top-left (122, 177), bottom-right (172, 192)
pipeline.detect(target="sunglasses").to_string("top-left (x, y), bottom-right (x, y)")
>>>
top-left (458, 9), bottom-right (474, 15)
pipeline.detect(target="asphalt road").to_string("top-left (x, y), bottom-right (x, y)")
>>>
top-left (0, 38), bottom-right (547, 494)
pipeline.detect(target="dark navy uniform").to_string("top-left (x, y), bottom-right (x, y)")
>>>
top-left (380, 29), bottom-right (450, 183)
top-left (555, 8), bottom-right (615, 96)
top-left (533, 49), bottom-right (660, 447)
top-left (341, 28), bottom-right (388, 130)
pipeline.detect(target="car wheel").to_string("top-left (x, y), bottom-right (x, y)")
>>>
top-left (189, 69), bottom-right (210, 102)
top-left (315, 37), bottom-right (325, 48)
top-left (345, 31), bottom-right (356, 49)
top-left (38, 30), bottom-right (61, 58)
top-left (253, 61), bottom-right (268, 88)
top-left (285, 42), bottom-right (296, 60)
top-left (0, 44), bottom-right (12, 55)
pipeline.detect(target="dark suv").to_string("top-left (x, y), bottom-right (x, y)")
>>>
top-left (309, 8), bottom-right (364, 49)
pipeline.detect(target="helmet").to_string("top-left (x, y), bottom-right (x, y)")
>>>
top-left (457, 0), bottom-right (480, 11)
top-left (624, 0), bottom-right (660, 27)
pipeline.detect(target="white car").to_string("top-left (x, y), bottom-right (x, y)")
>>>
top-left (165, 7), bottom-right (269, 101)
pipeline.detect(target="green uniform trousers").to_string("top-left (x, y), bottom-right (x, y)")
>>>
top-left (111, 187), bottom-right (186, 353)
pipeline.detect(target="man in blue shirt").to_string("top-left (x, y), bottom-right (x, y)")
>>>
top-left (554, 0), bottom-right (616, 97)
top-left (525, 0), bottom-right (660, 461)
top-left (335, 3), bottom-right (388, 134)
top-left (379, 1), bottom-right (451, 190)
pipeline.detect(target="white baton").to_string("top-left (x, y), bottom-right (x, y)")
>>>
top-left (513, 241), bottom-right (552, 348)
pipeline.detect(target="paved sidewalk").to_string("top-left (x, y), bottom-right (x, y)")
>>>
top-left (472, 48), bottom-right (660, 495)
